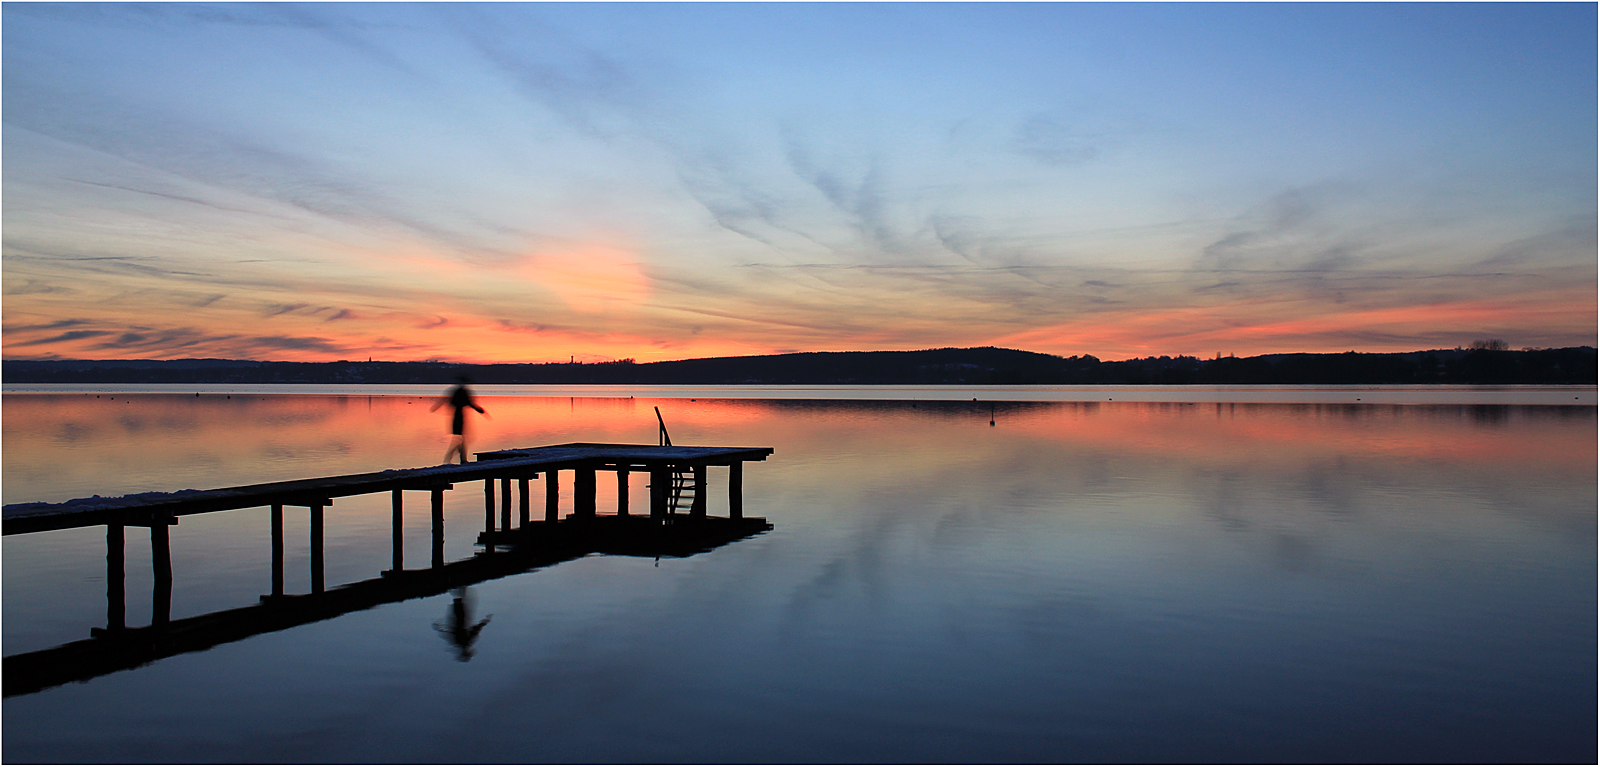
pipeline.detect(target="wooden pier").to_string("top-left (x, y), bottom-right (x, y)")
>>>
top-left (2, 443), bottom-right (774, 697)
top-left (3, 443), bottom-right (773, 535)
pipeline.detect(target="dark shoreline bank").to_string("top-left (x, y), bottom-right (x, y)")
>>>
top-left (5, 345), bottom-right (1595, 386)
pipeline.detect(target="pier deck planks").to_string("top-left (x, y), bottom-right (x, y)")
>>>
top-left (3, 443), bottom-right (773, 535)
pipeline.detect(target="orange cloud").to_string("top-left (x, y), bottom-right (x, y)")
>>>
top-left (522, 246), bottom-right (650, 314)
top-left (994, 288), bottom-right (1597, 359)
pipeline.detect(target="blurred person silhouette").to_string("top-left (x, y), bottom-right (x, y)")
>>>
top-left (431, 376), bottom-right (487, 464)
top-left (433, 587), bottom-right (492, 661)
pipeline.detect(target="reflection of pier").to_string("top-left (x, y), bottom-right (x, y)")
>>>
top-left (2, 443), bottom-right (774, 698)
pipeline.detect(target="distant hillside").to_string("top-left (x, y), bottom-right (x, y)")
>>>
top-left (5, 346), bottom-right (1595, 385)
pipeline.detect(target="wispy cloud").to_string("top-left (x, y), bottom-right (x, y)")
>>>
top-left (3, 280), bottom-right (73, 296)
top-left (7, 329), bottom-right (113, 347)
top-left (66, 325), bottom-right (356, 358)
top-left (1009, 113), bottom-right (1102, 167)
top-left (3, 3), bottom-right (1592, 361)
top-left (263, 303), bottom-right (310, 318)
top-left (1478, 217), bottom-right (1598, 268)
top-left (5, 319), bottom-right (95, 333)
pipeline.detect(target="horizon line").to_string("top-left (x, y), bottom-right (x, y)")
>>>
top-left (6, 343), bottom-right (1591, 368)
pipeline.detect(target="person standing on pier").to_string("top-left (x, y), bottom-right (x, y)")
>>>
top-left (431, 377), bottom-right (487, 464)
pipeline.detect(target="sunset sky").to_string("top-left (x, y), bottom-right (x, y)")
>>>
top-left (4, 2), bottom-right (1595, 363)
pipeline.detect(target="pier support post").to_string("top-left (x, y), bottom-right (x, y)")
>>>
top-left (575, 467), bottom-right (596, 519)
top-left (729, 463), bottom-right (743, 520)
top-left (310, 505), bottom-right (324, 594)
top-left (270, 504), bottom-right (284, 597)
top-left (501, 477), bottom-right (512, 531)
top-left (431, 489), bottom-right (445, 569)
top-left (151, 519), bottom-right (172, 627)
top-left (617, 468), bottom-right (630, 517)
top-left (519, 478), bottom-right (531, 527)
top-left (107, 522), bottom-right (125, 631)
top-left (391, 490), bottom-right (403, 572)
top-left (484, 479), bottom-right (496, 535)
top-left (650, 465), bottom-right (670, 521)
top-left (545, 470), bottom-right (560, 522)
top-left (691, 465), bottom-right (707, 518)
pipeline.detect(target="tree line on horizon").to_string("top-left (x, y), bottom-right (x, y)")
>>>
top-left (4, 345), bottom-right (1594, 386)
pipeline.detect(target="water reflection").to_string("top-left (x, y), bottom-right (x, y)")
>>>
top-left (2, 392), bottom-right (1594, 763)
top-left (435, 587), bottom-right (492, 661)
top-left (4, 507), bottom-right (772, 696)
top-left (6, 394), bottom-right (1591, 508)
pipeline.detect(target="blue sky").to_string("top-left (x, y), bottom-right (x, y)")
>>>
top-left (4, 2), bottom-right (1594, 362)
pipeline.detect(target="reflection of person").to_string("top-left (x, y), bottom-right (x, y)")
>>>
top-left (432, 587), bottom-right (492, 662)
top-left (430, 378), bottom-right (487, 464)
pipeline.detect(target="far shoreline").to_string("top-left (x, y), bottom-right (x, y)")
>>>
top-left (5, 382), bottom-right (1594, 407)
top-left (4, 346), bottom-right (1595, 388)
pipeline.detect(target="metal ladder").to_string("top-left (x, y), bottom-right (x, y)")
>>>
top-left (654, 407), bottom-right (691, 516)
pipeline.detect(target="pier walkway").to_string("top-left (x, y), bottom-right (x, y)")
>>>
top-left (3, 442), bottom-right (774, 535)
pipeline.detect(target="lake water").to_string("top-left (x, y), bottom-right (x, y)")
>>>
top-left (3, 386), bottom-right (1595, 763)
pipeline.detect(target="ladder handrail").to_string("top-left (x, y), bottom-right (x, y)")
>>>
top-left (654, 406), bottom-right (672, 447)
top-left (653, 406), bottom-right (685, 514)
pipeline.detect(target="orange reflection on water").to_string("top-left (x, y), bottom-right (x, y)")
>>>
top-left (4, 394), bottom-right (1592, 513)
top-left (988, 401), bottom-right (1594, 473)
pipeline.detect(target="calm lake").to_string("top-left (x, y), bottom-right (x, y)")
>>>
top-left (3, 385), bottom-right (1595, 763)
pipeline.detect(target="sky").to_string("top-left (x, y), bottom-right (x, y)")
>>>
top-left (3, 2), bottom-right (1595, 363)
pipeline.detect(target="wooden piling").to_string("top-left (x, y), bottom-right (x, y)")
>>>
top-left (151, 519), bottom-right (172, 626)
top-left (310, 505), bottom-right (324, 594)
top-left (391, 490), bottom-right (404, 572)
top-left (545, 470), bottom-right (560, 522)
top-left (500, 477), bottom-right (512, 530)
top-left (431, 489), bottom-right (444, 569)
top-left (729, 462), bottom-right (743, 520)
top-left (575, 468), bottom-right (596, 518)
top-left (691, 465), bottom-right (707, 518)
top-left (617, 468), bottom-right (630, 517)
top-left (270, 504), bottom-right (284, 596)
top-left (650, 465), bottom-right (670, 520)
top-left (106, 522), bottom-right (125, 631)
top-left (483, 479), bottom-right (496, 534)
top-left (519, 477), bottom-right (531, 526)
